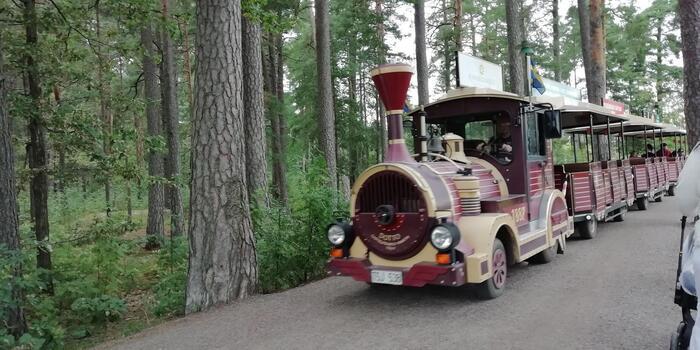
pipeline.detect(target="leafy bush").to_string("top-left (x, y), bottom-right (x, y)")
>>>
top-left (151, 236), bottom-right (188, 317)
top-left (254, 156), bottom-right (347, 293)
top-left (70, 295), bottom-right (126, 324)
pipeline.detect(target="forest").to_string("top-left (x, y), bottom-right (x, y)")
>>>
top-left (1, 0), bottom-right (699, 348)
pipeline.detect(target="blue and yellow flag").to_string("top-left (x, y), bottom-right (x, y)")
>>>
top-left (530, 60), bottom-right (546, 95)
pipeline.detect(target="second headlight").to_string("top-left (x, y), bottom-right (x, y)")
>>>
top-left (430, 223), bottom-right (460, 251)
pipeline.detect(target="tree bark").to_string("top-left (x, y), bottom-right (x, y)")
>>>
top-left (680, 0), bottom-right (700, 147)
top-left (453, 0), bottom-right (463, 55)
top-left (159, 0), bottom-right (184, 236)
top-left (178, 19), bottom-right (194, 114)
top-left (186, 0), bottom-right (257, 313)
top-left (141, 27), bottom-right (165, 249)
top-left (315, 0), bottom-right (338, 191)
top-left (242, 14), bottom-right (269, 206)
top-left (0, 35), bottom-right (28, 339)
top-left (96, 1), bottom-right (112, 215)
top-left (552, 0), bottom-right (561, 81)
top-left (415, 0), bottom-right (429, 106)
top-left (506, 0), bottom-right (526, 95)
top-left (266, 33), bottom-right (288, 204)
top-left (23, 0), bottom-right (53, 293)
top-left (578, 0), bottom-right (594, 99)
top-left (655, 19), bottom-right (663, 122)
top-left (375, 0), bottom-right (387, 158)
top-left (588, 0), bottom-right (606, 105)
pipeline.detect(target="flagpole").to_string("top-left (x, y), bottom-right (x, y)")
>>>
top-left (521, 41), bottom-right (534, 107)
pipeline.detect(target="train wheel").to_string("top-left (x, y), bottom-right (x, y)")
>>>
top-left (576, 219), bottom-right (597, 239)
top-left (668, 185), bottom-right (676, 196)
top-left (656, 194), bottom-right (664, 203)
top-left (529, 240), bottom-right (557, 264)
top-left (475, 238), bottom-right (506, 300)
top-left (613, 209), bottom-right (626, 222)
top-left (637, 197), bottom-right (649, 210)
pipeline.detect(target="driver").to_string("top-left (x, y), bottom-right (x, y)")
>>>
top-left (478, 116), bottom-right (513, 162)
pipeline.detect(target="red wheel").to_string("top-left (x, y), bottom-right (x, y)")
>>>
top-left (493, 247), bottom-right (507, 288)
top-left (475, 238), bottom-right (507, 299)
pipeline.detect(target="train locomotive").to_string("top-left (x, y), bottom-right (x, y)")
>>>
top-left (325, 63), bottom-right (574, 299)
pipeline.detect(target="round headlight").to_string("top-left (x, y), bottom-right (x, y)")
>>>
top-left (327, 225), bottom-right (346, 246)
top-left (431, 226), bottom-right (453, 250)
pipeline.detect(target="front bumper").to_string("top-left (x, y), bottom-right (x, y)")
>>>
top-left (326, 257), bottom-right (466, 287)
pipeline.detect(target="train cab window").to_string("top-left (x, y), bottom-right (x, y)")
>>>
top-left (463, 116), bottom-right (513, 164)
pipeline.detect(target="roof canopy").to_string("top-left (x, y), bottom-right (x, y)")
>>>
top-left (533, 96), bottom-right (628, 129)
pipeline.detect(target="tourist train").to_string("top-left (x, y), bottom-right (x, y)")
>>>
top-left (324, 63), bottom-right (687, 299)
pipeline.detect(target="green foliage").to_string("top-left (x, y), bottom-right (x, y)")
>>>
top-left (151, 237), bottom-right (188, 317)
top-left (254, 157), bottom-right (344, 293)
top-left (71, 295), bottom-right (126, 324)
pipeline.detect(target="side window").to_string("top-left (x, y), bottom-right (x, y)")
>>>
top-left (526, 113), bottom-right (540, 156)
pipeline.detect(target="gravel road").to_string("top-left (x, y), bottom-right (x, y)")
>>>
top-left (103, 197), bottom-right (684, 350)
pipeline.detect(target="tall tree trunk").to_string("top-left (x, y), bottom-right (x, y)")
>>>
top-left (680, 0), bottom-right (700, 147)
top-left (588, 0), bottom-right (606, 105)
top-left (578, 0), bottom-right (594, 99)
top-left (0, 36), bottom-right (28, 339)
top-left (23, 0), bottom-right (53, 293)
top-left (440, 0), bottom-right (451, 92)
top-left (453, 0), bottom-right (463, 55)
top-left (655, 19), bottom-right (663, 122)
top-left (187, 0), bottom-right (257, 313)
top-left (179, 19), bottom-right (194, 114)
top-left (159, 0), bottom-right (184, 236)
top-left (315, 0), bottom-right (338, 191)
top-left (96, 1), bottom-right (112, 215)
top-left (266, 33), bottom-right (288, 204)
top-left (415, 0), bottom-right (429, 106)
top-left (506, 0), bottom-right (526, 95)
top-left (242, 14), bottom-right (269, 206)
top-left (141, 27), bottom-right (164, 249)
top-left (552, 0), bottom-right (561, 81)
top-left (375, 0), bottom-right (387, 158)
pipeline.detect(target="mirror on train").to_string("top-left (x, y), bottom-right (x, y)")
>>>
top-left (543, 109), bottom-right (562, 139)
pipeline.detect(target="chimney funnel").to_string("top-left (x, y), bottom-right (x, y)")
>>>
top-left (370, 63), bottom-right (415, 163)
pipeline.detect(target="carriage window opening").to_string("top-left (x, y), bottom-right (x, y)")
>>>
top-left (526, 113), bottom-right (541, 156)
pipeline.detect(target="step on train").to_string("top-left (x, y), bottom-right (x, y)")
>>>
top-left (325, 63), bottom-right (688, 299)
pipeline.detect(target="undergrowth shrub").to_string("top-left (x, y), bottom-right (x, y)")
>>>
top-left (254, 156), bottom-right (347, 293)
top-left (151, 236), bottom-right (188, 317)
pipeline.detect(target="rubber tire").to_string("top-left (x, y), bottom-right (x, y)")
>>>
top-left (577, 219), bottom-right (598, 239)
top-left (613, 209), bottom-right (626, 222)
top-left (637, 197), bottom-right (649, 211)
top-left (670, 331), bottom-right (680, 350)
top-left (668, 185), bottom-right (676, 197)
top-left (656, 194), bottom-right (664, 203)
top-left (529, 240), bottom-right (557, 264)
top-left (475, 238), bottom-right (506, 300)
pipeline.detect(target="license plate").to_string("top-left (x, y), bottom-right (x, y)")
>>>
top-left (371, 270), bottom-right (403, 285)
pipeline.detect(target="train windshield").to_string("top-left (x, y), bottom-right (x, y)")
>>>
top-left (462, 117), bottom-right (513, 164)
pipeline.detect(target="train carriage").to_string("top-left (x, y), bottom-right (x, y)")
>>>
top-left (538, 97), bottom-right (631, 238)
top-left (325, 64), bottom-right (574, 299)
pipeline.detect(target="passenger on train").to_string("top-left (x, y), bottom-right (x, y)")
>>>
top-left (657, 143), bottom-right (672, 157)
top-left (644, 144), bottom-right (656, 158)
top-left (477, 116), bottom-right (513, 162)
top-left (630, 151), bottom-right (640, 158)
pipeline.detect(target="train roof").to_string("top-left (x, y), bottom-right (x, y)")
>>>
top-left (408, 87), bottom-right (527, 121)
top-left (532, 96), bottom-right (628, 129)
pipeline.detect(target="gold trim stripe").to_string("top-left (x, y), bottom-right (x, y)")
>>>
top-left (385, 109), bottom-right (405, 115)
top-left (369, 64), bottom-right (413, 77)
top-left (388, 139), bottom-right (405, 144)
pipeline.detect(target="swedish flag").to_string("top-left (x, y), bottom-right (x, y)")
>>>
top-left (530, 60), bottom-right (546, 95)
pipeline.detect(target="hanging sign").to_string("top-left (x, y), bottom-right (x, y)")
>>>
top-left (456, 52), bottom-right (504, 91)
top-left (603, 98), bottom-right (625, 115)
